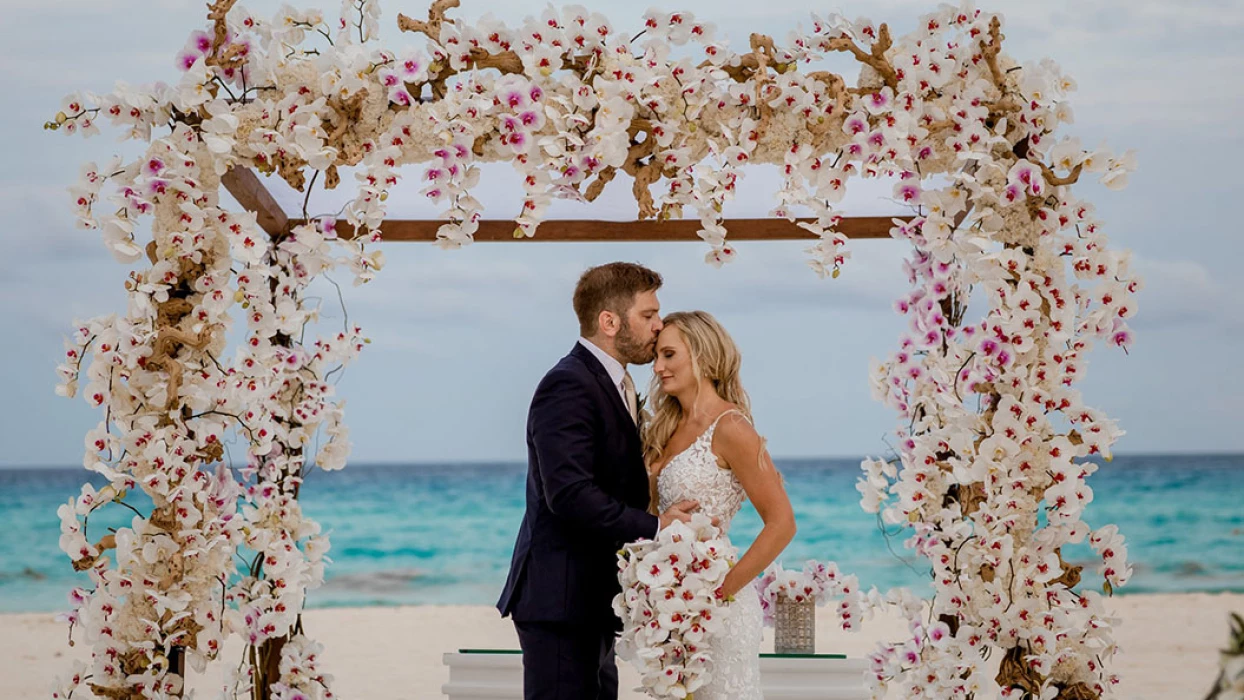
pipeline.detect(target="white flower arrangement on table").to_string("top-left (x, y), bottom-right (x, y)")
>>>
top-left (614, 513), bottom-right (735, 699)
top-left (756, 560), bottom-right (925, 634)
top-left (757, 561), bottom-right (839, 616)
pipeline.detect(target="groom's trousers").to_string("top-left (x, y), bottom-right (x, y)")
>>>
top-left (514, 621), bottom-right (619, 700)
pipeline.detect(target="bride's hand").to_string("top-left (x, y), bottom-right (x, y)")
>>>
top-left (716, 568), bottom-right (749, 601)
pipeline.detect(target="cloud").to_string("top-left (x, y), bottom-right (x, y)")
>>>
top-left (320, 237), bottom-right (910, 337)
top-left (0, 257), bottom-right (126, 340)
top-left (1056, 54), bottom-right (1242, 128)
top-left (654, 240), bottom-right (911, 315)
top-left (0, 185), bottom-right (124, 267)
top-left (1127, 255), bottom-right (1244, 331)
top-left (327, 251), bottom-right (572, 329)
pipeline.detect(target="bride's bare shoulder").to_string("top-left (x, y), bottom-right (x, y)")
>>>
top-left (711, 409), bottom-right (761, 465)
top-left (714, 405), bottom-right (754, 430)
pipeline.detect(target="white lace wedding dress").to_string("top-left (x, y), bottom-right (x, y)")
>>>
top-left (656, 410), bottom-right (764, 699)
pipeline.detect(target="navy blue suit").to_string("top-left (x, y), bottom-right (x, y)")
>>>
top-left (497, 343), bottom-right (659, 699)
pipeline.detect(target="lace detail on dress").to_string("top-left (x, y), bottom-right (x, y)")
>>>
top-left (656, 409), bottom-right (763, 699)
top-left (656, 410), bottom-right (748, 529)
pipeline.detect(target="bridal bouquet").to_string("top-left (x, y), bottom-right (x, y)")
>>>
top-left (614, 513), bottom-right (735, 699)
top-left (756, 560), bottom-right (867, 631)
top-left (1206, 612), bottom-right (1244, 700)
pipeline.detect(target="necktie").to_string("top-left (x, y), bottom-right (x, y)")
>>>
top-left (621, 371), bottom-right (638, 424)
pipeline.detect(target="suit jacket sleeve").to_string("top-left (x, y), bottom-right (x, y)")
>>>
top-left (530, 369), bottom-right (659, 543)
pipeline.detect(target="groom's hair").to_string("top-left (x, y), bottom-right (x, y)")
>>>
top-left (573, 262), bottom-right (663, 336)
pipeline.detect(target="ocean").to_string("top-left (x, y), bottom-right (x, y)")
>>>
top-left (1, 454), bottom-right (1241, 614)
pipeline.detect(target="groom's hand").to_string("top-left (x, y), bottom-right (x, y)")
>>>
top-left (659, 500), bottom-right (698, 530)
top-left (658, 500), bottom-right (721, 530)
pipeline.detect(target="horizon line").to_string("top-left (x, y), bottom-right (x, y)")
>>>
top-left (2, 450), bottom-right (1242, 470)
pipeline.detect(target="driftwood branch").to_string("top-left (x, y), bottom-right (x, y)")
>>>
top-left (978, 18), bottom-right (1026, 120)
top-left (146, 325), bottom-right (216, 415)
top-left (618, 119), bottom-right (664, 218)
top-left (980, 17), bottom-right (1007, 94)
top-left (624, 159), bottom-right (662, 220)
top-left (204, 0), bottom-right (246, 72)
top-left (468, 47), bottom-right (523, 74)
top-left (584, 166), bottom-right (617, 202)
top-left (804, 70), bottom-right (852, 148)
top-left (325, 88), bottom-right (369, 146)
top-left (1040, 162), bottom-right (1083, 188)
top-left (827, 24), bottom-right (898, 91)
top-left (807, 71), bottom-right (850, 109)
top-left (399, 2), bottom-right (531, 99)
top-left (396, 0), bottom-right (459, 41)
top-left (747, 33), bottom-right (778, 134)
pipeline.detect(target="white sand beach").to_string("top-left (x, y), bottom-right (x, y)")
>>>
top-left (3, 592), bottom-right (1240, 699)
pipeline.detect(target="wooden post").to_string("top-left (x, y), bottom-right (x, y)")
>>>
top-left (222, 168), bottom-right (290, 236)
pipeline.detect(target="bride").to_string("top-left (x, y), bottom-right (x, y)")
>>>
top-left (642, 310), bottom-right (797, 699)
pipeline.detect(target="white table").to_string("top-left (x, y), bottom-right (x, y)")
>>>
top-left (442, 650), bottom-right (870, 699)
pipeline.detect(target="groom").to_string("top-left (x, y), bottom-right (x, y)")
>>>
top-left (497, 262), bottom-right (702, 700)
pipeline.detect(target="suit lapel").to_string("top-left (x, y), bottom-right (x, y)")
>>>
top-left (569, 343), bottom-right (640, 445)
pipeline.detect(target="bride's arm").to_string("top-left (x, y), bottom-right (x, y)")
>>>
top-left (713, 413), bottom-right (796, 600)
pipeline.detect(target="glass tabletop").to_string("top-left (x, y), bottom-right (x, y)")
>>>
top-left (457, 649), bottom-right (848, 659)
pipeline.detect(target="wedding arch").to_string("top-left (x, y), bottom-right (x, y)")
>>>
top-left (49, 1), bottom-right (1140, 698)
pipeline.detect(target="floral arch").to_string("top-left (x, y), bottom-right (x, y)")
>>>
top-left (49, 1), bottom-right (1140, 698)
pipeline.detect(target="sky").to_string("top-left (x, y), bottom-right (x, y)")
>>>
top-left (1, 0), bottom-right (1242, 467)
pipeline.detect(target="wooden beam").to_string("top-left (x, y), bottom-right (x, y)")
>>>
top-left (222, 167), bottom-right (289, 235)
top-left (221, 166), bottom-right (916, 243)
top-left (221, 166), bottom-right (918, 242)
top-left (290, 216), bottom-right (909, 242)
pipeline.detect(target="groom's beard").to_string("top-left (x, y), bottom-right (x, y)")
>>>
top-left (615, 319), bottom-right (656, 365)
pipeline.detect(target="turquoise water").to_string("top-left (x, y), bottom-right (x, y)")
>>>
top-left (2, 454), bottom-right (1241, 613)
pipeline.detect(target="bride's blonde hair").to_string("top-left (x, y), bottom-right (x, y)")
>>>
top-left (642, 310), bottom-right (751, 467)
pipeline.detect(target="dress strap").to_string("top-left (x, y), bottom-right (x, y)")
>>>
top-left (705, 408), bottom-right (749, 437)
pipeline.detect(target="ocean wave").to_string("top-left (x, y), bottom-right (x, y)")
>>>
top-left (0, 567), bottom-right (48, 584)
top-left (320, 569), bottom-right (425, 593)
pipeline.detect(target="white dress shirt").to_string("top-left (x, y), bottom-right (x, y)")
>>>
top-left (577, 337), bottom-right (629, 406)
